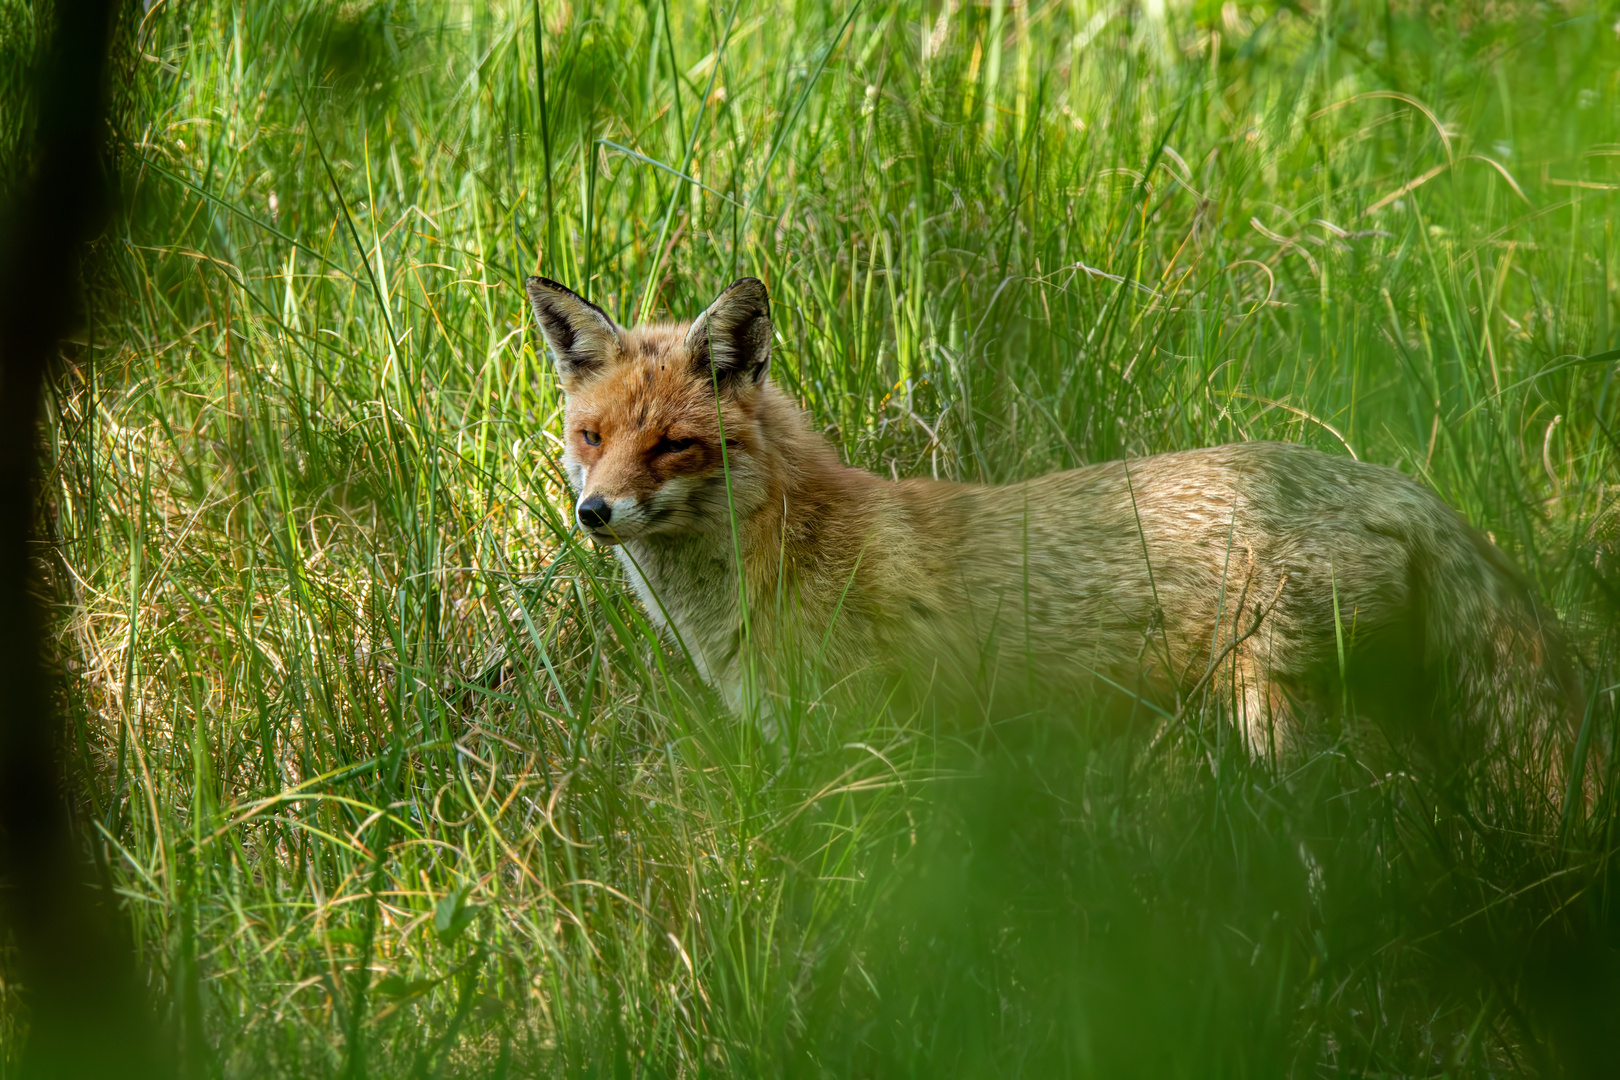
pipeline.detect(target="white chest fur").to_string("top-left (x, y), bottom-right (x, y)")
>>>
top-left (617, 537), bottom-right (744, 689)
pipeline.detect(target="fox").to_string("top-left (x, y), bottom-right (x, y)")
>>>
top-left (525, 274), bottom-right (1581, 773)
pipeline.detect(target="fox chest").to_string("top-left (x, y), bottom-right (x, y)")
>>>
top-left (618, 542), bottom-right (744, 683)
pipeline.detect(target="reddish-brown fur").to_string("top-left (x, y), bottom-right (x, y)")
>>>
top-left (527, 276), bottom-right (1580, 775)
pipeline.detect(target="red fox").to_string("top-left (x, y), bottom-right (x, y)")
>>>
top-left (526, 275), bottom-right (1579, 768)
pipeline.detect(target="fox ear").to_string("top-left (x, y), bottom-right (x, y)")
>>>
top-left (686, 277), bottom-right (772, 391)
top-left (525, 276), bottom-right (622, 384)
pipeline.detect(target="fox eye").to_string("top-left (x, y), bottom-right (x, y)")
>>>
top-left (581, 430), bottom-right (601, 446)
top-left (656, 436), bottom-right (697, 455)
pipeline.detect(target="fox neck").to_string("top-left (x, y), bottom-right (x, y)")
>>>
top-left (615, 380), bottom-right (843, 688)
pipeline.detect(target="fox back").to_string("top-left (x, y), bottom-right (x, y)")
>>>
top-left (527, 276), bottom-right (1581, 781)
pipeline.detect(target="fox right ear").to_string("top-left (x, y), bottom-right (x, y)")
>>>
top-left (686, 277), bottom-right (772, 391)
top-left (525, 277), bottom-right (622, 383)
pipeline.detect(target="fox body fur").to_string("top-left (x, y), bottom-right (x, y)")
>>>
top-left (526, 276), bottom-right (1576, 761)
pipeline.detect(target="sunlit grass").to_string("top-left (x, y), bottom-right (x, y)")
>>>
top-left (24, 0), bottom-right (1620, 1074)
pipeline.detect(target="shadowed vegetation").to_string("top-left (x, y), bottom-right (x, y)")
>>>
top-left (12, 0), bottom-right (1620, 1074)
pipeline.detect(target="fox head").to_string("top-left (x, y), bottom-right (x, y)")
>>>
top-left (526, 276), bottom-right (775, 545)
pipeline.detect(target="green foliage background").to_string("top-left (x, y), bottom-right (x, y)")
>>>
top-left (20, 0), bottom-right (1620, 1074)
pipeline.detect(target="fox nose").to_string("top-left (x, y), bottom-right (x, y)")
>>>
top-left (578, 494), bottom-right (612, 530)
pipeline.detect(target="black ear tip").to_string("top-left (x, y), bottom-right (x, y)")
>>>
top-left (724, 277), bottom-right (770, 313)
top-left (527, 276), bottom-right (575, 297)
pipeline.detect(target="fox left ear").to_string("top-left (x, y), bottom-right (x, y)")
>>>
top-left (686, 277), bottom-right (772, 391)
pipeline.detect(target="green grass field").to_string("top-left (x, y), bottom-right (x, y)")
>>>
top-left (17, 0), bottom-right (1620, 1073)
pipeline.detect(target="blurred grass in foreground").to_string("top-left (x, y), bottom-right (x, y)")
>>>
top-left (13, 0), bottom-right (1620, 1074)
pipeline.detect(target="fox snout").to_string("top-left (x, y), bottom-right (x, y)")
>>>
top-left (574, 491), bottom-right (648, 544)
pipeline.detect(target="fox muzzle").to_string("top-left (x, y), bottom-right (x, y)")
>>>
top-left (575, 491), bottom-right (649, 544)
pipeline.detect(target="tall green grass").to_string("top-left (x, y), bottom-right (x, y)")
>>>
top-left (21, 0), bottom-right (1620, 1074)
